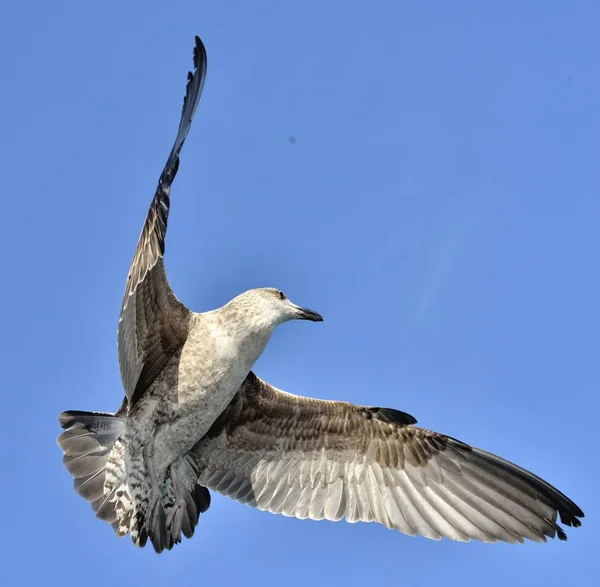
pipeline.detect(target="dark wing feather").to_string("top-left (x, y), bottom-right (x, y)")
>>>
top-left (118, 37), bottom-right (208, 405)
top-left (190, 372), bottom-right (583, 543)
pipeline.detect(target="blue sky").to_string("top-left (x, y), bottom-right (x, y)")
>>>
top-left (1, 1), bottom-right (598, 585)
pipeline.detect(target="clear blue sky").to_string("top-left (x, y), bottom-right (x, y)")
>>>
top-left (1, 1), bottom-right (598, 585)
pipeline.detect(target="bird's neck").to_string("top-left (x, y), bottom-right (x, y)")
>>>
top-left (207, 308), bottom-right (277, 370)
top-left (229, 317), bottom-right (276, 366)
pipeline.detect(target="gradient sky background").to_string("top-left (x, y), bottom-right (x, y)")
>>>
top-left (1, 1), bottom-right (598, 585)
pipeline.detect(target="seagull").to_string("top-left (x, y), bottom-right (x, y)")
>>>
top-left (58, 36), bottom-right (583, 553)
top-left (58, 37), bottom-right (322, 553)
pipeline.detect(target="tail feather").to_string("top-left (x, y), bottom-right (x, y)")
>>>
top-left (63, 452), bottom-right (111, 478)
top-left (57, 410), bottom-right (126, 518)
top-left (73, 469), bottom-right (105, 502)
top-left (94, 489), bottom-right (120, 524)
top-left (58, 409), bottom-right (211, 552)
top-left (58, 411), bottom-right (125, 457)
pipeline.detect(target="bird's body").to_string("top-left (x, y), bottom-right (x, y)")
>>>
top-left (106, 286), bottom-right (321, 551)
top-left (58, 36), bottom-right (584, 554)
top-left (127, 297), bottom-right (283, 481)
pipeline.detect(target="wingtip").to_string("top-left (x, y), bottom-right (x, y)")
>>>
top-left (559, 509), bottom-right (584, 527)
top-left (192, 35), bottom-right (207, 72)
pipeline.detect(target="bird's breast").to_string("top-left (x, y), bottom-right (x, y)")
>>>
top-left (149, 320), bottom-right (269, 471)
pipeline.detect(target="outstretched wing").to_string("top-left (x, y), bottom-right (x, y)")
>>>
top-left (118, 37), bottom-right (208, 406)
top-left (190, 372), bottom-right (583, 543)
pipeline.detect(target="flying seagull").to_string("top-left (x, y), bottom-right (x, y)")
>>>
top-left (58, 37), bottom-right (322, 553)
top-left (58, 36), bottom-right (583, 553)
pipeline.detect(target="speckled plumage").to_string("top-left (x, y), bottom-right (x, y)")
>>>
top-left (58, 35), bottom-right (583, 555)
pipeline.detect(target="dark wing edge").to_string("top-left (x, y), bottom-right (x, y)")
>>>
top-left (118, 36), bottom-right (208, 405)
top-left (189, 372), bottom-right (583, 544)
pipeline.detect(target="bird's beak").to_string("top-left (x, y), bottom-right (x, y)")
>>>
top-left (292, 303), bottom-right (324, 322)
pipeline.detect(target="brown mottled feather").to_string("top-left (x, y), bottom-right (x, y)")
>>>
top-left (118, 37), bottom-right (207, 405)
top-left (190, 372), bottom-right (583, 543)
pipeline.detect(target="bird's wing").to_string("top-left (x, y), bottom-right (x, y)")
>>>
top-left (190, 372), bottom-right (583, 543)
top-left (118, 37), bottom-right (207, 405)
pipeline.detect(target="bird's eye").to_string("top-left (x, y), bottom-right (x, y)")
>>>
top-left (278, 290), bottom-right (286, 300)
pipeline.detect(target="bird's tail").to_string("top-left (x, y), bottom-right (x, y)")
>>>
top-left (58, 410), bottom-right (211, 552)
top-left (57, 410), bottom-right (128, 528)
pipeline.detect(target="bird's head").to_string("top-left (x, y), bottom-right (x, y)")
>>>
top-left (224, 287), bottom-right (323, 333)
